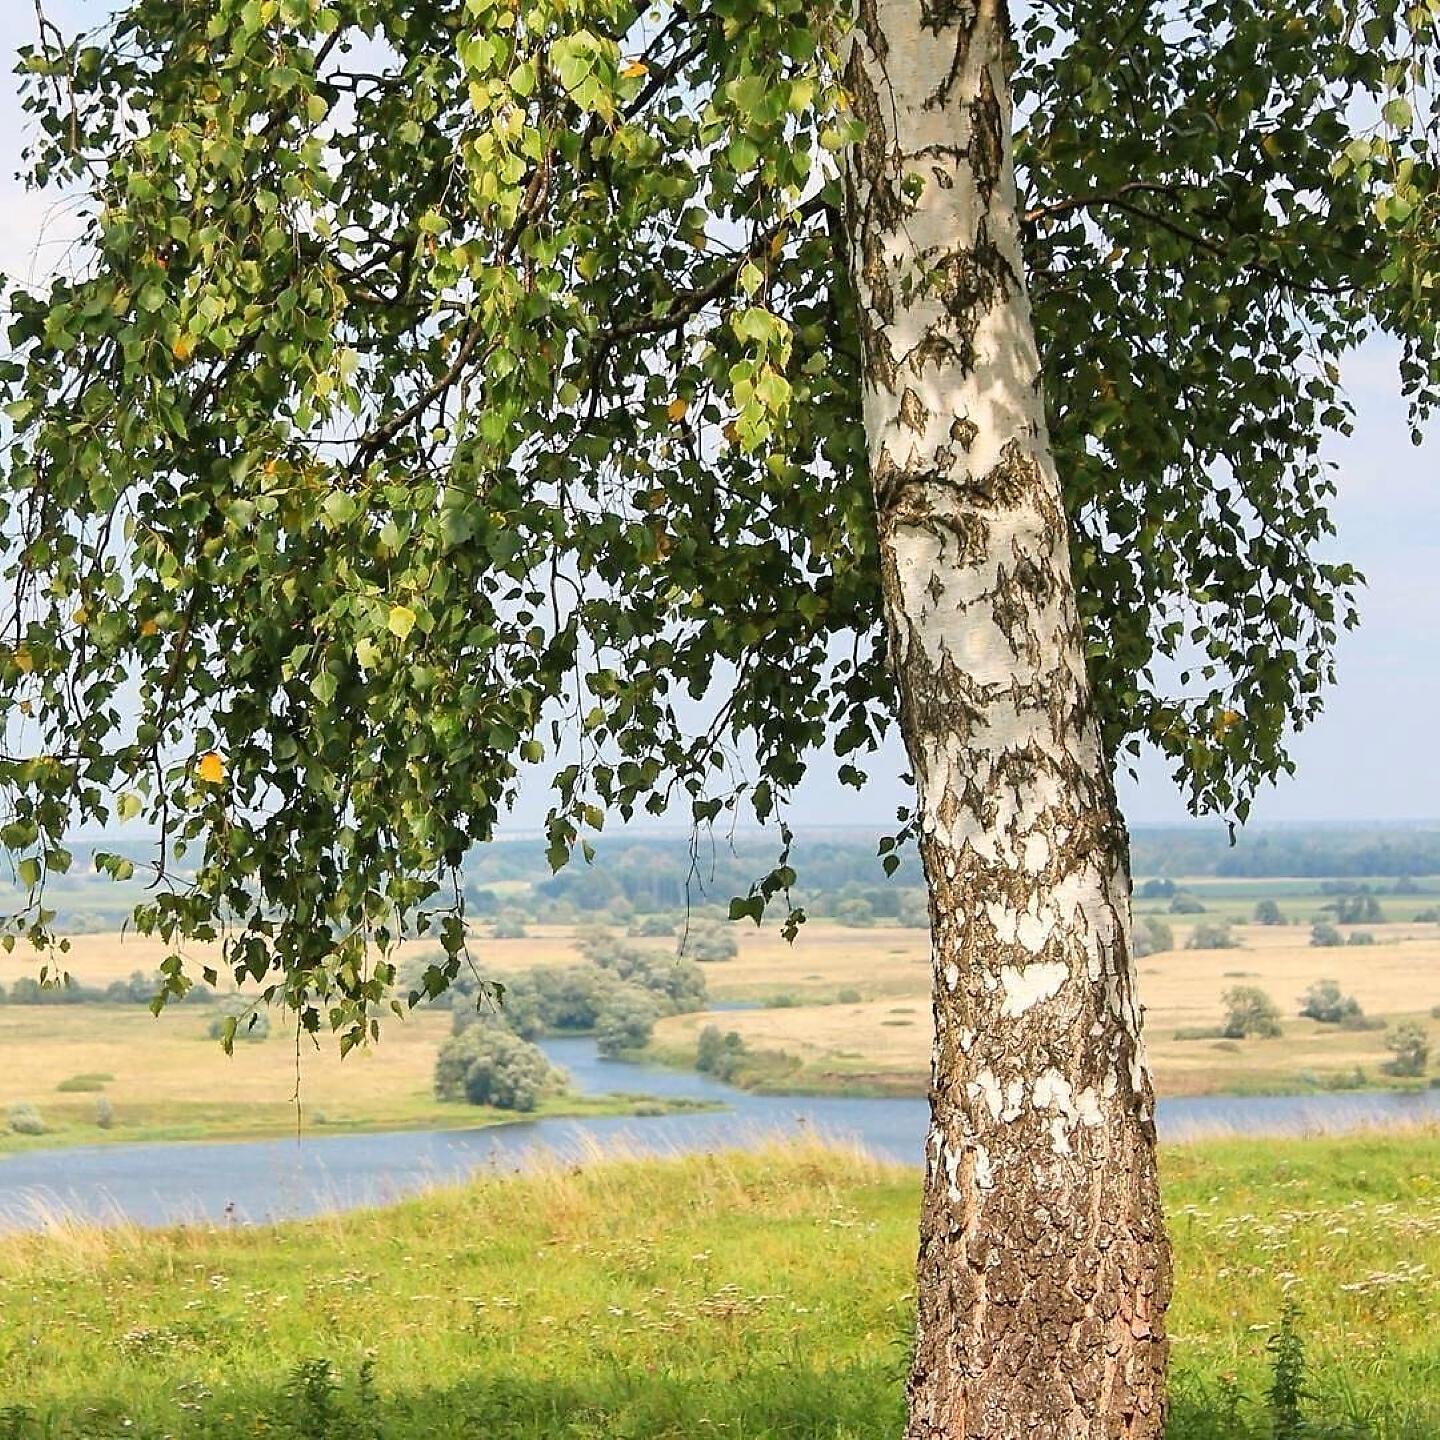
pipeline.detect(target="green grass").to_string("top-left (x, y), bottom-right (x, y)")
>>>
top-left (1, 1133), bottom-right (1437, 1438)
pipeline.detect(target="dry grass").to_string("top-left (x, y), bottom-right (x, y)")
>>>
top-left (650, 921), bottom-right (1440, 1096)
top-left (6, 920), bottom-right (1439, 1112)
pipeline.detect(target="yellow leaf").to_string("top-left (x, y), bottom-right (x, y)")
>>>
top-left (666, 397), bottom-right (689, 423)
top-left (14, 646), bottom-right (33, 674)
top-left (172, 334), bottom-right (195, 362)
top-left (621, 60), bottom-right (649, 79)
top-left (72, 605), bottom-right (89, 626)
top-left (197, 751), bottom-right (225, 784)
top-left (140, 618), bottom-right (160, 637)
top-left (387, 604), bottom-right (417, 640)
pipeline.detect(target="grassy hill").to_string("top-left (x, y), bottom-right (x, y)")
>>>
top-left (1, 1134), bottom-right (1437, 1438)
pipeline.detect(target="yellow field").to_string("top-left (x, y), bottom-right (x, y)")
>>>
top-left (647, 919), bottom-right (1440, 1096)
top-left (0, 1002), bottom-right (460, 1142)
top-left (0, 929), bottom-right (676, 1151)
top-left (3, 919), bottom-right (1438, 1128)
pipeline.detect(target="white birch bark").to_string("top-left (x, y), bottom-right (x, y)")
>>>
top-left (840, 2), bottom-right (1172, 1434)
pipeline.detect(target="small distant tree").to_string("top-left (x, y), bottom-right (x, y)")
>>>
top-left (1415, 907), bottom-right (1440, 924)
top-left (6, 1102), bottom-right (47, 1136)
top-left (1222, 986), bottom-right (1283, 1040)
top-left (1310, 922), bottom-right (1344, 948)
top-left (680, 919), bottom-right (739, 963)
top-left (208, 1000), bottom-right (271, 1043)
top-left (1188, 922), bottom-right (1237, 951)
top-left (1131, 917), bottom-right (1174, 958)
top-left (1138, 879), bottom-right (1177, 901)
top-left (835, 897), bottom-right (875, 929)
top-left (1169, 894), bottom-right (1207, 915)
top-left (897, 890), bottom-right (931, 929)
top-left (594, 991), bottom-right (661, 1057)
top-left (1327, 893), bottom-right (1384, 925)
top-left (1347, 931), bottom-right (1376, 946)
top-left (492, 912), bottom-right (528, 940)
top-left (95, 1096), bottom-right (115, 1130)
top-left (1298, 979), bottom-right (1362, 1026)
top-left (434, 1026), bottom-right (565, 1111)
top-left (696, 1025), bottom-right (748, 1082)
top-left (628, 914), bottom-right (679, 939)
top-left (1383, 1023), bottom-right (1430, 1079)
top-left (1254, 900), bottom-right (1285, 926)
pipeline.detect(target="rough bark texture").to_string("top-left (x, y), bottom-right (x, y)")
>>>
top-left (841, 3), bottom-right (1172, 1436)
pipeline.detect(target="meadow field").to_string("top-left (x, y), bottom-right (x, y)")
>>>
top-left (0, 1134), bottom-right (1436, 1438)
top-left (648, 914), bottom-right (1440, 1097)
top-left (0, 933), bottom-right (701, 1153)
top-left (3, 889), bottom-right (1439, 1150)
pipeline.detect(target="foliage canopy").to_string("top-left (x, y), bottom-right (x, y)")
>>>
top-left (1, 0), bottom-right (1436, 1045)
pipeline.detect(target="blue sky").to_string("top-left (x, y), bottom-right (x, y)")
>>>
top-left (2, 5), bottom-right (1434, 829)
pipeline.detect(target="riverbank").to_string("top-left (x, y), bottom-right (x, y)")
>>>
top-left (1, 1135), bottom-right (1436, 1438)
top-left (643, 918), bottom-right (1440, 1098)
top-left (0, 1003), bottom-right (721, 1158)
top-left (0, 1090), bottom-right (718, 1158)
top-left (638, 1028), bottom-right (1440, 1100)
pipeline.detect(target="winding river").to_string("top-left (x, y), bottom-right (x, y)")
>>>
top-left (1, 1034), bottom-right (1437, 1232)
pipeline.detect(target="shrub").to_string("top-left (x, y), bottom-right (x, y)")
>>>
top-left (834, 897), bottom-right (874, 928)
top-left (892, 888), bottom-right (928, 928)
top-left (1169, 893), bottom-right (1206, 914)
top-left (763, 993), bottom-right (800, 1008)
top-left (207, 1000), bottom-right (272, 1043)
top-left (1309, 922), bottom-right (1343, 948)
top-left (1253, 899), bottom-right (1285, 925)
top-left (1347, 931), bottom-right (1375, 946)
top-left (678, 919), bottom-right (738, 963)
top-left (1132, 916), bottom-right (1174, 958)
top-left (433, 1026), bottom-right (566, 1111)
top-left (696, 1025), bottom-right (748, 1082)
top-left (492, 912), bottom-right (528, 940)
top-left (1383, 1022), bottom-right (1430, 1078)
top-left (56, 1073), bottom-right (112, 1093)
top-left (837, 987), bottom-right (863, 1005)
top-left (1298, 979), bottom-right (1362, 1026)
top-left (590, 938), bottom-right (708, 1014)
top-left (1221, 986), bottom-right (1282, 1039)
top-left (1138, 878), bottom-right (1176, 900)
top-left (627, 913), bottom-right (678, 938)
top-left (594, 991), bottom-right (660, 1057)
top-left (1187, 922), bottom-right (1236, 951)
top-left (1414, 906), bottom-right (1440, 923)
top-left (7, 1103), bottom-right (47, 1136)
top-left (1325, 893), bottom-right (1384, 925)
top-left (95, 1096), bottom-right (115, 1130)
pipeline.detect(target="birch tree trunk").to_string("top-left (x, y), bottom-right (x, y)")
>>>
top-left (840, 4), bottom-right (1172, 1435)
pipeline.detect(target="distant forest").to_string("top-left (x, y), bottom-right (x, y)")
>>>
top-left (6, 823), bottom-right (1438, 934)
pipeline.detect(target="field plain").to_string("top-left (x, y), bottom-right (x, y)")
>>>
top-left (0, 1135), bottom-right (1436, 1438)
top-left (3, 884), bottom-right (1438, 1150)
top-left (650, 915), bottom-right (1440, 1096)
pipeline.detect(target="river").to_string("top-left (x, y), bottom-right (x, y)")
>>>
top-left (1, 1034), bottom-right (1437, 1232)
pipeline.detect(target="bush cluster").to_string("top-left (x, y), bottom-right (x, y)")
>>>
top-left (1132, 916), bottom-right (1174, 958)
top-left (0, 971), bottom-right (214, 1007)
top-left (433, 1026), bottom-right (565, 1111)
top-left (696, 1026), bottom-right (748, 1083)
top-left (1222, 986), bottom-right (1283, 1039)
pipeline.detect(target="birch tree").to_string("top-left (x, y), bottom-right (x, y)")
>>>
top-left (3, 0), bottom-right (1436, 1434)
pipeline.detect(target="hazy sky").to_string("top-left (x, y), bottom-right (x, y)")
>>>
top-left (1, 6), bottom-right (1434, 831)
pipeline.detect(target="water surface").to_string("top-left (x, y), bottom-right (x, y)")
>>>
top-left (1, 1033), bottom-right (1435, 1231)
